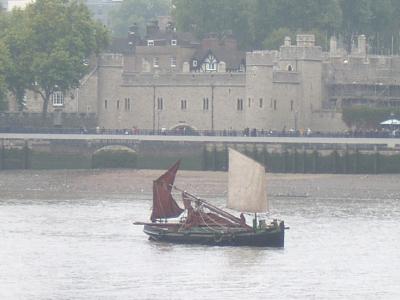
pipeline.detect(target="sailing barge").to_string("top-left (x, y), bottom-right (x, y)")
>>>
top-left (134, 148), bottom-right (285, 247)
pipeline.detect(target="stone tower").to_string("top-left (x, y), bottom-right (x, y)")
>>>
top-left (244, 51), bottom-right (276, 130)
top-left (279, 34), bottom-right (323, 130)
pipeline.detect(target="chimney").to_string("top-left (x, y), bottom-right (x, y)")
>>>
top-left (284, 36), bottom-right (291, 47)
top-left (296, 34), bottom-right (315, 47)
top-left (358, 35), bottom-right (367, 56)
top-left (329, 36), bottom-right (337, 55)
top-left (222, 30), bottom-right (238, 50)
top-left (146, 20), bottom-right (159, 37)
top-left (128, 23), bottom-right (139, 51)
top-left (201, 32), bottom-right (219, 49)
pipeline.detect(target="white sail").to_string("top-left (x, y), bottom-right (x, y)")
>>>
top-left (227, 148), bottom-right (268, 213)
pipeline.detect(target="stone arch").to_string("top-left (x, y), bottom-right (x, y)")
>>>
top-left (169, 123), bottom-right (199, 135)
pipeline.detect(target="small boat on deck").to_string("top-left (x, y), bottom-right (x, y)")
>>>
top-left (134, 148), bottom-right (286, 247)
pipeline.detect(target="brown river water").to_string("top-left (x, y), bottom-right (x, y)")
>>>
top-left (1, 169), bottom-right (400, 299)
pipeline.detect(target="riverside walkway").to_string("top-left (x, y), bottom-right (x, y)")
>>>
top-left (0, 133), bottom-right (399, 148)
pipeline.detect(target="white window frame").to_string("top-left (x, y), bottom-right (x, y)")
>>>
top-left (193, 60), bottom-right (198, 67)
top-left (51, 91), bottom-right (64, 107)
top-left (153, 57), bottom-right (159, 68)
top-left (204, 54), bottom-right (217, 71)
top-left (147, 40), bottom-right (154, 46)
top-left (171, 39), bottom-right (177, 46)
top-left (170, 56), bottom-right (177, 67)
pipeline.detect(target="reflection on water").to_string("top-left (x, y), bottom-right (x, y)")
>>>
top-left (0, 171), bottom-right (400, 299)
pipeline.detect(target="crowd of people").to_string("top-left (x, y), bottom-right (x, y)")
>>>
top-left (1, 125), bottom-right (399, 138)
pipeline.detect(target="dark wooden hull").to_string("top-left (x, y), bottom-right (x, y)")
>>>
top-left (143, 221), bottom-right (285, 247)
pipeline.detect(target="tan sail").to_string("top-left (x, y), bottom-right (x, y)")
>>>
top-left (227, 148), bottom-right (268, 213)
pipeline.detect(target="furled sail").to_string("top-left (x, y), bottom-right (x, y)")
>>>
top-left (151, 160), bottom-right (184, 221)
top-left (227, 148), bottom-right (268, 213)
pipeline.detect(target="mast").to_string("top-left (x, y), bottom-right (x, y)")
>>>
top-left (173, 186), bottom-right (249, 228)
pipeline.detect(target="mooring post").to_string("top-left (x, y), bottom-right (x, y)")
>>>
top-left (332, 149), bottom-right (338, 174)
top-left (212, 144), bottom-right (217, 171)
top-left (355, 148), bottom-right (360, 174)
top-left (223, 144), bottom-right (228, 171)
top-left (0, 139), bottom-right (4, 170)
top-left (283, 147), bottom-right (288, 173)
top-left (373, 146), bottom-right (379, 174)
top-left (23, 140), bottom-right (30, 169)
top-left (312, 148), bottom-right (318, 173)
top-left (344, 145), bottom-right (349, 174)
top-left (262, 145), bottom-right (268, 170)
top-left (292, 148), bottom-right (297, 173)
top-left (202, 145), bottom-right (208, 171)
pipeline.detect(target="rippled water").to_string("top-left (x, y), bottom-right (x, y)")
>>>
top-left (1, 171), bottom-right (400, 299)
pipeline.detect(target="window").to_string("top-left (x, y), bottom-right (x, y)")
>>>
top-left (248, 98), bottom-right (251, 107)
top-left (181, 99), bottom-right (187, 110)
top-left (147, 40), bottom-right (154, 46)
top-left (51, 91), bottom-right (64, 107)
top-left (124, 98), bottom-right (131, 111)
top-left (259, 98), bottom-right (263, 108)
top-left (170, 56), bottom-right (177, 67)
top-left (204, 54), bottom-right (217, 71)
top-left (153, 57), bottom-right (159, 68)
top-left (157, 97), bottom-right (163, 110)
top-left (171, 39), bottom-right (177, 46)
top-left (193, 60), bottom-right (198, 67)
top-left (203, 97), bottom-right (209, 110)
top-left (237, 98), bottom-right (243, 111)
top-left (104, 100), bottom-right (108, 110)
top-left (290, 100), bottom-right (294, 111)
top-left (117, 100), bottom-right (120, 110)
top-left (273, 100), bottom-right (277, 110)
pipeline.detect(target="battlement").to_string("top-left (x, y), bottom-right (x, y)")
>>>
top-left (280, 45), bottom-right (322, 61)
top-left (296, 34), bottom-right (316, 47)
top-left (273, 71), bottom-right (300, 84)
top-left (324, 55), bottom-right (400, 84)
top-left (121, 72), bottom-right (245, 86)
top-left (98, 53), bottom-right (124, 67)
top-left (246, 51), bottom-right (278, 67)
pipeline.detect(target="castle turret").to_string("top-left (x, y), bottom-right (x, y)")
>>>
top-left (279, 34), bottom-right (323, 130)
top-left (244, 51), bottom-right (276, 130)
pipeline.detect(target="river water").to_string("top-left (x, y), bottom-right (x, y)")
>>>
top-left (1, 170), bottom-right (400, 299)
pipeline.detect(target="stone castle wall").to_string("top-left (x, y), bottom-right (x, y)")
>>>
top-left (11, 34), bottom-right (400, 132)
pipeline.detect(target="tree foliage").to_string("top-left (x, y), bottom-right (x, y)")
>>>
top-left (109, 0), bottom-right (170, 37)
top-left (0, 0), bottom-right (109, 115)
top-left (342, 106), bottom-right (400, 129)
top-left (173, 0), bottom-right (400, 53)
top-left (0, 40), bottom-right (9, 110)
top-left (0, 8), bottom-right (33, 110)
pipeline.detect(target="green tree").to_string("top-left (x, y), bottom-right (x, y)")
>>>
top-left (342, 106), bottom-right (400, 129)
top-left (174, 0), bottom-right (253, 49)
top-left (0, 40), bottom-right (10, 110)
top-left (262, 27), bottom-right (294, 50)
top-left (109, 0), bottom-right (170, 37)
top-left (339, 0), bottom-right (372, 51)
top-left (19, 0), bottom-right (109, 117)
top-left (0, 8), bottom-right (33, 110)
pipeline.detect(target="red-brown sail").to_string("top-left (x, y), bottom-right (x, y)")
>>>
top-left (150, 160), bottom-right (183, 222)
